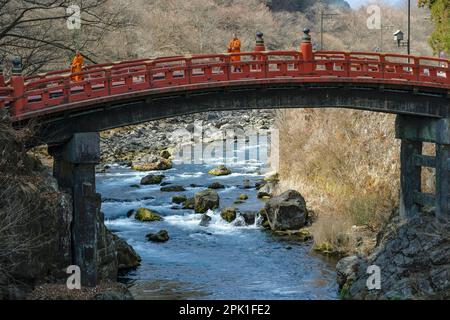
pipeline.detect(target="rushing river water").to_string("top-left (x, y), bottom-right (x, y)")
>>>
top-left (97, 140), bottom-right (338, 300)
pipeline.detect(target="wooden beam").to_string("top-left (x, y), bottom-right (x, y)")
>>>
top-left (413, 154), bottom-right (436, 168)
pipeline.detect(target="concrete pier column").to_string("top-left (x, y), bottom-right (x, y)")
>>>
top-left (399, 139), bottom-right (422, 219)
top-left (48, 133), bottom-right (100, 287)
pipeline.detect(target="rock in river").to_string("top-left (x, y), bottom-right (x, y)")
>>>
top-left (135, 208), bottom-right (163, 222)
top-left (221, 207), bottom-right (237, 223)
top-left (199, 214), bottom-right (212, 227)
top-left (112, 234), bottom-right (142, 271)
top-left (146, 230), bottom-right (169, 242)
top-left (172, 195), bottom-right (187, 204)
top-left (183, 197), bottom-right (195, 210)
top-left (140, 174), bottom-right (164, 185)
top-left (132, 157), bottom-right (173, 171)
top-left (264, 190), bottom-right (308, 231)
top-left (194, 189), bottom-right (220, 213)
top-left (208, 165), bottom-right (231, 176)
top-left (161, 185), bottom-right (186, 192)
top-left (208, 182), bottom-right (225, 189)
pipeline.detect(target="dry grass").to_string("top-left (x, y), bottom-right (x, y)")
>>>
top-left (275, 109), bottom-right (400, 254)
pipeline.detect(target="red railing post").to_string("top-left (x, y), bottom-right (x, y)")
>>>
top-left (300, 28), bottom-right (314, 74)
top-left (185, 57), bottom-right (192, 84)
top-left (253, 31), bottom-right (266, 75)
top-left (10, 57), bottom-right (26, 117)
top-left (413, 57), bottom-right (420, 81)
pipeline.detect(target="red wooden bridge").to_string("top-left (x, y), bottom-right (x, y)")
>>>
top-left (0, 31), bottom-right (449, 288)
top-left (0, 42), bottom-right (448, 123)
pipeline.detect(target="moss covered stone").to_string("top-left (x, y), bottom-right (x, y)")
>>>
top-left (238, 193), bottom-right (249, 200)
top-left (135, 208), bottom-right (163, 222)
top-left (194, 189), bottom-right (219, 213)
top-left (172, 195), bottom-right (187, 204)
top-left (208, 165), bottom-right (231, 176)
top-left (221, 207), bottom-right (237, 223)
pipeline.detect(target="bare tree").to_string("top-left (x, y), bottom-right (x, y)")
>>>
top-left (0, 0), bottom-right (132, 74)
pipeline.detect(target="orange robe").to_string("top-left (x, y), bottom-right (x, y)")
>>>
top-left (228, 38), bottom-right (241, 62)
top-left (71, 53), bottom-right (84, 82)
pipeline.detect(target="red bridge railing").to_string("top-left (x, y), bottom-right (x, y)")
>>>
top-left (1, 50), bottom-right (449, 121)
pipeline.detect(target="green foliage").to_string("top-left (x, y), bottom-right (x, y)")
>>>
top-left (419, 0), bottom-right (450, 54)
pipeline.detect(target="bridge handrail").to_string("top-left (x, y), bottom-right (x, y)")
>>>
top-left (2, 50), bottom-right (449, 120)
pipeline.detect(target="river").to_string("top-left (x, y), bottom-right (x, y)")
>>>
top-left (97, 138), bottom-right (338, 300)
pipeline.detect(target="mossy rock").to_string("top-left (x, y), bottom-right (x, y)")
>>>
top-left (135, 208), bottom-right (163, 222)
top-left (273, 228), bottom-right (313, 242)
top-left (262, 220), bottom-right (271, 229)
top-left (172, 195), bottom-right (187, 204)
top-left (183, 198), bottom-right (195, 210)
top-left (194, 189), bottom-right (219, 213)
top-left (140, 174), bottom-right (164, 185)
top-left (234, 200), bottom-right (245, 205)
top-left (208, 165), bottom-right (232, 176)
top-left (132, 158), bottom-right (173, 171)
top-left (146, 230), bottom-right (169, 242)
top-left (161, 185), bottom-right (186, 192)
top-left (238, 193), bottom-right (249, 201)
top-left (130, 184), bottom-right (141, 189)
top-left (221, 207), bottom-right (237, 223)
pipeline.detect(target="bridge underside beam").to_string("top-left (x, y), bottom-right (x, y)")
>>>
top-left (48, 132), bottom-right (100, 287)
top-left (396, 115), bottom-right (450, 220)
top-left (27, 84), bottom-right (448, 147)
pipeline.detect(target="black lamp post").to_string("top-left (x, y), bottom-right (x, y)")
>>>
top-left (393, 0), bottom-right (411, 55)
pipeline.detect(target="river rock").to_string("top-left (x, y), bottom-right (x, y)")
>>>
top-left (336, 255), bottom-right (362, 290)
top-left (183, 197), bottom-right (195, 210)
top-left (199, 214), bottom-right (212, 227)
top-left (238, 193), bottom-right (249, 201)
top-left (208, 165), bottom-right (231, 176)
top-left (161, 185), bottom-right (186, 192)
top-left (257, 183), bottom-right (273, 199)
top-left (264, 190), bottom-right (308, 231)
top-left (242, 179), bottom-right (252, 189)
top-left (255, 179), bottom-right (267, 190)
top-left (172, 195), bottom-right (187, 204)
top-left (135, 208), bottom-right (163, 222)
top-left (240, 211), bottom-right (257, 225)
top-left (112, 234), bottom-right (142, 271)
top-left (221, 207), bottom-right (237, 223)
top-left (208, 182), bottom-right (225, 189)
top-left (194, 189), bottom-right (220, 213)
top-left (132, 157), bottom-right (172, 171)
top-left (146, 230), bottom-right (169, 242)
top-left (140, 174), bottom-right (164, 185)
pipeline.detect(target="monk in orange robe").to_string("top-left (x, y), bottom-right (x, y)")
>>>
top-left (70, 52), bottom-right (84, 82)
top-left (227, 33), bottom-right (241, 62)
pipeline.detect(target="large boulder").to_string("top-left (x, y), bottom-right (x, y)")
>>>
top-left (183, 197), bottom-right (195, 210)
top-left (140, 174), bottom-right (164, 185)
top-left (208, 165), bottom-right (231, 176)
top-left (146, 230), bottom-right (169, 242)
top-left (240, 211), bottom-right (257, 225)
top-left (264, 190), bottom-right (308, 231)
top-left (135, 208), bottom-right (163, 222)
top-left (194, 189), bottom-right (220, 213)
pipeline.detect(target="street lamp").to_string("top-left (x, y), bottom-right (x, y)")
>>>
top-left (393, 0), bottom-right (411, 55)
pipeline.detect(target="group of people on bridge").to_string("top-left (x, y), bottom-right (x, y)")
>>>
top-left (69, 34), bottom-right (242, 82)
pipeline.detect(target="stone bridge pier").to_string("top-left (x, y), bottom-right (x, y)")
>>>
top-left (48, 133), bottom-right (100, 287)
top-left (396, 115), bottom-right (450, 221)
